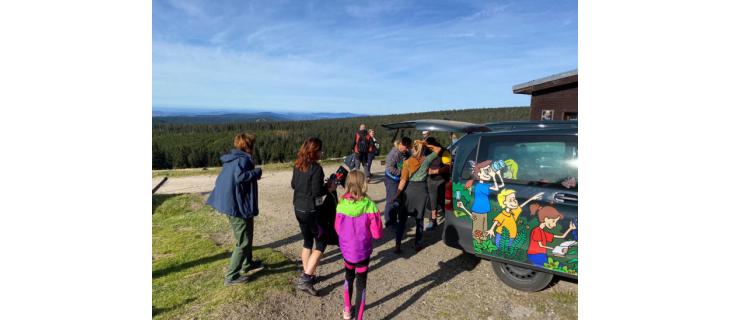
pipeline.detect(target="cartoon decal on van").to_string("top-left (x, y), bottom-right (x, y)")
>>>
top-left (453, 158), bottom-right (578, 276)
top-left (458, 160), bottom-right (503, 242)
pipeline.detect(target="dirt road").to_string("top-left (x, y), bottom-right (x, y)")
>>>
top-left (155, 162), bottom-right (577, 319)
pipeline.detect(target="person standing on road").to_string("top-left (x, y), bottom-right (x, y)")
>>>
top-left (352, 124), bottom-right (374, 182)
top-left (424, 137), bottom-right (452, 231)
top-left (394, 140), bottom-right (441, 253)
top-left (291, 137), bottom-right (337, 296)
top-left (383, 137), bottom-right (411, 227)
top-left (334, 170), bottom-right (383, 320)
top-left (207, 133), bottom-right (265, 287)
top-left (365, 129), bottom-right (380, 182)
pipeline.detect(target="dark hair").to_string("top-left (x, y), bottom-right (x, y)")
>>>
top-left (425, 137), bottom-right (441, 147)
top-left (295, 137), bottom-right (323, 172)
top-left (400, 136), bottom-right (412, 147)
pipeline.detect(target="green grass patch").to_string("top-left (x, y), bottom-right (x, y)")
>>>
top-left (152, 194), bottom-right (298, 319)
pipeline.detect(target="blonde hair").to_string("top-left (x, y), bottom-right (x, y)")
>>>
top-left (343, 170), bottom-right (368, 201)
top-left (411, 140), bottom-right (426, 160)
top-left (497, 189), bottom-right (516, 208)
top-left (234, 133), bottom-right (256, 154)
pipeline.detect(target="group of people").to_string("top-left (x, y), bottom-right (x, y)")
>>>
top-left (206, 127), bottom-right (453, 320)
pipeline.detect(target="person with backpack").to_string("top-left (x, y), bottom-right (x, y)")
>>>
top-left (352, 124), bottom-right (373, 182)
top-left (207, 133), bottom-right (265, 287)
top-left (291, 137), bottom-right (337, 296)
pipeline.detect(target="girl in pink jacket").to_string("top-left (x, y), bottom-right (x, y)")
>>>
top-left (335, 170), bottom-right (383, 320)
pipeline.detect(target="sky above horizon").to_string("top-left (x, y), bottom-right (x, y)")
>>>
top-left (153, 0), bottom-right (577, 115)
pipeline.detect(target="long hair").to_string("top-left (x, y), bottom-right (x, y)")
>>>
top-left (411, 140), bottom-right (426, 160)
top-left (465, 160), bottom-right (493, 189)
top-left (343, 170), bottom-right (368, 201)
top-left (295, 137), bottom-right (322, 172)
top-left (234, 133), bottom-right (256, 154)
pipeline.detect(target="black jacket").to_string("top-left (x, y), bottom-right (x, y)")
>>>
top-left (291, 163), bottom-right (326, 212)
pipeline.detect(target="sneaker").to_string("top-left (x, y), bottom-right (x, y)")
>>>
top-left (296, 274), bottom-right (319, 296)
top-left (224, 275), bottom-right (249, 286)
top-left (244, 260), bottom-right (265, 274)
top-left (343, 308), bottom-right (353, 320)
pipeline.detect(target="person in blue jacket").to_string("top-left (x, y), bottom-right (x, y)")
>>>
top-left (207, 133), bottom-right (265, 286)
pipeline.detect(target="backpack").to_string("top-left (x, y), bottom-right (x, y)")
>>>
top-left (354, 131), bottom-right (372, 153)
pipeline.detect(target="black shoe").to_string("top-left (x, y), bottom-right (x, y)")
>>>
top-left (296, 274), bottom-right (319, 296)
top-left (224, 275), bottom-right (249, 286)
top-left (244, 260), bottom-right (265, 274)
top-left (394, 244), bottom-right (402, 254)
top-left (414, 243), bottom-right (423, 252)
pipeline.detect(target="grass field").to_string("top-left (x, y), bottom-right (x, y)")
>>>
top-left (152, 194), bottom-right (299, 319)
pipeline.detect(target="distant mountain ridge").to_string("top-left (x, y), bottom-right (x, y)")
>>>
top-left (152, 108), bottom-right (366, 124)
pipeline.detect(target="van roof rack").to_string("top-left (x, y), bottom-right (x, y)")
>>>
top-left (483, 120), bottom-right (577, 131)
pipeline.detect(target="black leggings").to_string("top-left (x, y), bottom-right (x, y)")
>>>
top-left (295, 210), bottom-right (327, 252)
top-left (343, 258), bottom-right (370, 320)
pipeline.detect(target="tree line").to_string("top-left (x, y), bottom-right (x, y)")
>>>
top-left (152, 106), bottom-right (530, 169)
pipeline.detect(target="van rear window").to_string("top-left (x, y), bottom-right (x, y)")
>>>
top-left (476, 139), bottom-right (578, 188)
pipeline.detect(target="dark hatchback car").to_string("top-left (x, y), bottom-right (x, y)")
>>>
top-left (383, 120), bottom-right (578, 291)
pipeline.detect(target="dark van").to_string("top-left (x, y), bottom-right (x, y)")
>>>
top-left (382, 120), bottom-right (578, 292)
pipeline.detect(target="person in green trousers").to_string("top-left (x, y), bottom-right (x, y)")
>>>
top-left (207, 133), bottom-right (265, 286)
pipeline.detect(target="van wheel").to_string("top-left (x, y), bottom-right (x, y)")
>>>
top-left (491, 261), bottom-right (553, 292)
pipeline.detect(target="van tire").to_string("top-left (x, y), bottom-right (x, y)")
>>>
top-left (491, 261), bottom-right (553, 292)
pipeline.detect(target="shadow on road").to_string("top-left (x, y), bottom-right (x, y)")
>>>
top-left (367, 252), bottom-right (481, 318)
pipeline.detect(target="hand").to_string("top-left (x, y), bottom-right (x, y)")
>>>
top-left (428, 169), bottom-right (438, 175)
top-left (569, 221), bottom-right (576, 230)
top-left (456, 201), bottom-right (465, 209)
top-left (486, 230), bottom-right (495, 238)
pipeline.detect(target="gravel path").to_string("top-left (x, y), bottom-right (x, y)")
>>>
top-left (155, 162), bottom-right (577, 319)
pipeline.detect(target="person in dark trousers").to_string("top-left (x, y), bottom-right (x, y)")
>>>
top-left (394, 140), bottom-right (442, 253)
top-left (352, 124), bottom-right (374, 181)
top-left (207, 133), bottom-right (265, 286)
top-left (291, 137), bottom-right (337, 296)
top-left (383, 137), bottom-right (412, 227)
top-left (424, 137), bottom-right (452, 231)
top-left (365, 129), bottom-right (380, 181)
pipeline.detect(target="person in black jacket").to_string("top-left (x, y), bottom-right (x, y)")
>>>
top-left (207, 133), bottom-right (265, 286)
top-left (291, 137), bottom-right (336, 296)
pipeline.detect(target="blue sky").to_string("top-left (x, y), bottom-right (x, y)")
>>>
top-left (153, 0), bottom-right (577, 114)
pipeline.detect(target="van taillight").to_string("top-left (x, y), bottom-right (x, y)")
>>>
top-left (445, 180), bottom-right (453, 211)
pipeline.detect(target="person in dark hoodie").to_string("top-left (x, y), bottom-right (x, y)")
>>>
top-left (291, 137), bottom-right (337, 296)
top-left (207, 133), bottom-right (264, 287)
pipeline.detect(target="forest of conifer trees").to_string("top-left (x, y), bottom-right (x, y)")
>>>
top-left (152, 106), bottom-right (530, 169)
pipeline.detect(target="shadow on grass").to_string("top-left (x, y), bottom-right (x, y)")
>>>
top-left (153, 298), bottom-right (195, 318)
top-left (153, 251), bottom-right (231, 279)
top-left (152, 193), bottom-right (182, 214)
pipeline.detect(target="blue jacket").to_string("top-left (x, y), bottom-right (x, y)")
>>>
top-left (207, 149), bottom-right (262, 218)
